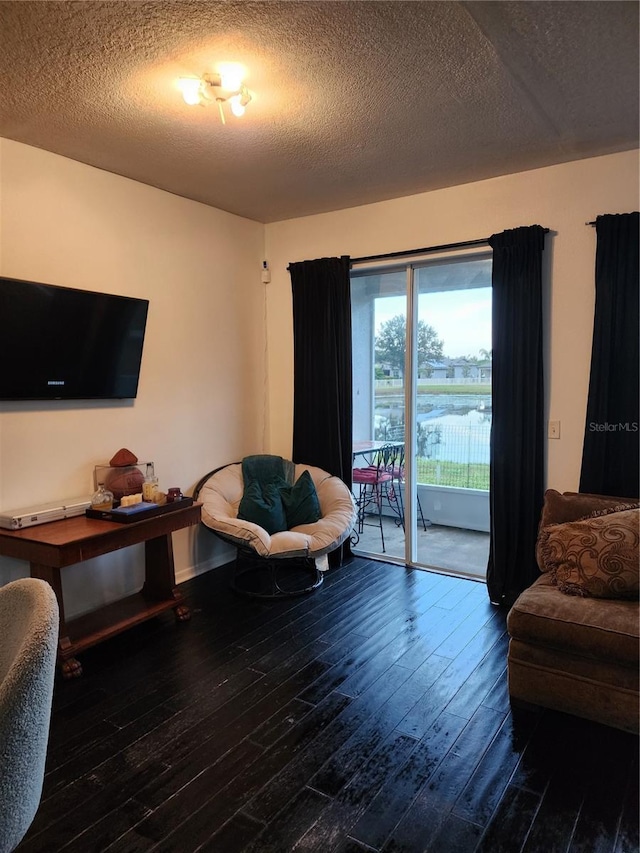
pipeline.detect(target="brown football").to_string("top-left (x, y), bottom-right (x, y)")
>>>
top-left (105, 466), bottom-right (145, 500)
top-left (109, 447), bottom-right (138, 467)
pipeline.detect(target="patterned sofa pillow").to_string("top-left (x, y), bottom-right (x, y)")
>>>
top-left (535, 489), bottom-right (639, 571)
top-left (538, 508), bottom-right (639, 599)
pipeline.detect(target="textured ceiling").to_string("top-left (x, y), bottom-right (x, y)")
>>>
top-left (0, 1), bottom-right (638, 223)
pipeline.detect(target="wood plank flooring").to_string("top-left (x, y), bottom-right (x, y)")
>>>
top-left (17, 557), bottom-right (639, 853)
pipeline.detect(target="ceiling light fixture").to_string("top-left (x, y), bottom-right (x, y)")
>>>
top-left (177, 68), bottom-right (252, 125)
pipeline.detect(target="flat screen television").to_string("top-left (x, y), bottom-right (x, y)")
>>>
top-left (0, 276), bottom-right (149, 400)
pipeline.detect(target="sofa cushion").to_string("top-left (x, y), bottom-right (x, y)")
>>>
top-left (535, 489), bottom-right (639, 571)
top-left (507, 573), bottom-right (639, 666)
top-left (539, 509), bottom-right (640, 600)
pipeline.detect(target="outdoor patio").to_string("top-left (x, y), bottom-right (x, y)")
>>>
top-left (352, 515), bottom-right (489, 580)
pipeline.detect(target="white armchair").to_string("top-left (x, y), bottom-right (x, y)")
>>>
top-left (0, 578), bottom-right (59, 853)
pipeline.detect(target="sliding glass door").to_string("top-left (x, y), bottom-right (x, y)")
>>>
top-left (351, 252), bottom-right (492, 579)
top-left (351, 268), bottom-right (407, 559)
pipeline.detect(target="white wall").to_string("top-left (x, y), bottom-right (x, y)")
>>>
top-left (0, 139), bottom-right (265, 617)
top-left (264, 150), bottom-right (639, 492)
top-left (1, 144), bottom-right (637, 613)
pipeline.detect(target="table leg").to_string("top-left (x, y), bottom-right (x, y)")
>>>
top-left (60, 656), bottom-right (83, 679)
top-left (142, 534), bottom-right (191, 621)
top-left (30, 562), bottom-right (83, 678)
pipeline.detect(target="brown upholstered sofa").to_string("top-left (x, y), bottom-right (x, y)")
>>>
top-left (507, 490), bottom-right (639, 734)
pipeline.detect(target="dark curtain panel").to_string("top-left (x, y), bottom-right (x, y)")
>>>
top-left (487, 225), bottom-right (546, 605)
top-left (289, 256), bottom-right (353, 563)
top-left (579, 212), bottom-right (640, 499)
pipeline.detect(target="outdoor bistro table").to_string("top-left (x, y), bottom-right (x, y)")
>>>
top-left (352, 439), bottom-right (404, 466)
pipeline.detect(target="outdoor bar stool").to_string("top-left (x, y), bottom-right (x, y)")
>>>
top-left (352, 444), bottom-right (403, 553)
top-left (391, 445), bottom-right (428, 532)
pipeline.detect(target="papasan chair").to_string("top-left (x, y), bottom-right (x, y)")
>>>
top-left (194, 457), bottom-right (356, 599)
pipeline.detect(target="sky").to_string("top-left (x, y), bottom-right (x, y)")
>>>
top-left (375, 288), bottom-right (492, 359)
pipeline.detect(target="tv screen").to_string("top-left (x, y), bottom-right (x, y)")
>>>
top-left (0, 276), bottom-right (149, 400)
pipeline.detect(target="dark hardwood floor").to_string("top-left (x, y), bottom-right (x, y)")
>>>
top-left (18, 557), bottom-right (638, 853)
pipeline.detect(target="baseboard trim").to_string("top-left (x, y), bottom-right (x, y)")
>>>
top-left (175, 547), bottom-right (235, 585)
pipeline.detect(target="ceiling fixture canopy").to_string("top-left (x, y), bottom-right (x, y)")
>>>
top-left (177, 63), bottom-right (252, 124)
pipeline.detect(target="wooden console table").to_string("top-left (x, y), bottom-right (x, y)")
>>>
top-left (0, 503), bottom-right (201, 678)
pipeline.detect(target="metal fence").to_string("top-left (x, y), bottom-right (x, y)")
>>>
top-left (375, 378), bottom-right (489, 387)
top-left (376, 421), bottom-right (491, 491)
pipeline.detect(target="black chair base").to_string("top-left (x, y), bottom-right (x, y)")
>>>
top-left (231, 549), bottom-right (323, 599)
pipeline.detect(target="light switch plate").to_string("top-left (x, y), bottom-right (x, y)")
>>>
top-left (548, 420), bottom-right (561, 439)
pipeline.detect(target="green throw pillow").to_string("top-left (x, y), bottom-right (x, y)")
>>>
top-left (237, 481), bottom-right (288, 534)
top-left (281, 470), bottom-right (322, 528)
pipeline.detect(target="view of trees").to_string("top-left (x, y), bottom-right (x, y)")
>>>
top-left (375, 314), bottom-right (444, 378)
top-left (449, 349), bottom-right (492, 364)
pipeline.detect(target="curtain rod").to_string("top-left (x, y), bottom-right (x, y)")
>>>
top-left (586, 221), bottom-right (596, 226)
top-left (287, 228), bottom-right (550, 270)
top-left (350, 228), bottom-right (550, 265)
top-left (351, 237), bottom-right (489, 265)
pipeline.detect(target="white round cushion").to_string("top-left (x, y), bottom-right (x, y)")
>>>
top-left (199, 463), bottom-right (356, 559)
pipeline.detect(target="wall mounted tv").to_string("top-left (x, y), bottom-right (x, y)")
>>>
top-left (0, 276), bottom-right (149, 400)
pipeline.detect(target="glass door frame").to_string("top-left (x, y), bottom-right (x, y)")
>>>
top-left (404, 264), bottom-right (418, 565)
top-left (351, 246), bottom-right (492, 571)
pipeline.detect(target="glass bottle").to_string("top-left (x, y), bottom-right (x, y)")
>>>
top-left (91, 483), bottom-right (114, 511)
top-left (142, 463), bottom-right (159, 502)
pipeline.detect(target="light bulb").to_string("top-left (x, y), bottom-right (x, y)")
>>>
top-left (178, 77), bottom-right (202, 106)
top-left (230, 95), bottom-right (245, 117)
top-left (218, 63), bottom-right (245, 92)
